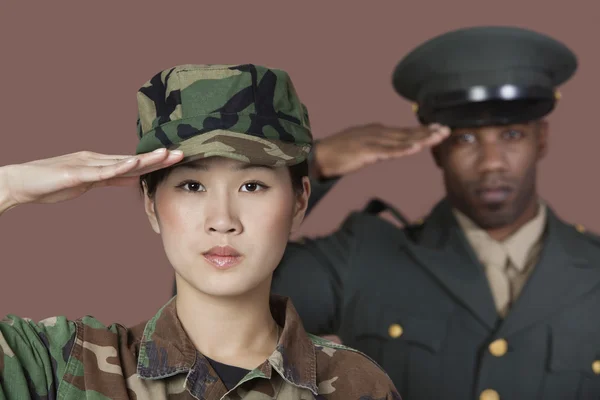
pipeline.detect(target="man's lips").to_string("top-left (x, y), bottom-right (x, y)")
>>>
top-left (475, 186), bottom-right (513, 203)
top-left (202, 246), bottom-right (243, 269)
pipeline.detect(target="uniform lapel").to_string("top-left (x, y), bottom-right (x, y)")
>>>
top-left (496, 207), bottom-right (600, 337)
top-left (402, 199), bottom-right (498, 330)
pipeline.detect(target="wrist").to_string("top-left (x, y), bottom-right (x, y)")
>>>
top-left (311, 141), bottom-right (337, 180)
top-left (308, 143), bottom-right (323, 181)
top-left (0, 165), bottom-right (18, 215)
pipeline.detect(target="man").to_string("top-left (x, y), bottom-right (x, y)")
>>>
top-left (271, 26), bottom-right (600, 400)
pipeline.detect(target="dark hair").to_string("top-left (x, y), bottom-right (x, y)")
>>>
top-left (140, 159), bottom-right (309, 198)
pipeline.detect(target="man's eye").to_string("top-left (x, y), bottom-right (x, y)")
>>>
top-left (454, 133), bottom-right (476, 144)
top-left (504, 129), bottom-right (524, 140)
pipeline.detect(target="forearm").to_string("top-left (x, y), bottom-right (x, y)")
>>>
top-left (305, 142), bottom-right (341, 216)
top-left (309, 140), bottom-right (338, 182)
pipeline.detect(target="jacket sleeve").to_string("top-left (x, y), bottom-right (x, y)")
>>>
top-left (0, 314), bottom-right (76, 399)
top-left (272, 211), bottom-right (362, 335)
top-left (305, 176), bottom-right (340, 217)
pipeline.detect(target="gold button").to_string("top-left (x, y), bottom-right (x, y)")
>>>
top-left (388, 323), bottom-right (404, 338)
top-left (411, 103), bottom-right (419, 113)
top-left (488, 338), bottom-right (508, 357)
top-left (554, 90), bottom-right (562, 100)
top-left (480, 389), bottom-right (500, 400)
top-left (575, 224), bottom-right (586, 233)
top-left (592, 360), bottom-right (600, 375)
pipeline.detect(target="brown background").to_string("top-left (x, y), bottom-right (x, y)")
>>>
top-left (0, 2), bottom-right (598, 325)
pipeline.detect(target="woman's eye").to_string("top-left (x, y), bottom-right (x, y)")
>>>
top-left (240, 182), bottom-right (266, 192)
top-left (180, 181), bottom-right (205, 192)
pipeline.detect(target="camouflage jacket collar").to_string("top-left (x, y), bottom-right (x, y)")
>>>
top-left (136, 294), bottom-right (318, 395)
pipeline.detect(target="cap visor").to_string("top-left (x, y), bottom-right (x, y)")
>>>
top-left (173, 130), bottom-right (311, 167)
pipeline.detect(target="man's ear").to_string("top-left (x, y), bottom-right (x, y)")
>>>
top-left (290, 177), bottom-right (311, 234)
top-left (536, 120), bottom-right (549, 160)
top-left (431, 146), bottom-right (443, 168)
top-left (142, 182), bottom-right (161, 234)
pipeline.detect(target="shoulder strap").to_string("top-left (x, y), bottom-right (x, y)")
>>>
top-left (361, 197), bottom-right (410, 226)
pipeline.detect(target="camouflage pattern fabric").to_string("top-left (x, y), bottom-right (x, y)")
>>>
top-left (135, 64), bottom-right (313, 167)
top-left (0, 295), bottom-right (401, 399)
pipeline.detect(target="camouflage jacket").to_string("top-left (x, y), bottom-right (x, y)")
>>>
top-left (0, 295), bottom-right (400, 399)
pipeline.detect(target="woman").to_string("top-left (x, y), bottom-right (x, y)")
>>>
top-left (0, 64), bottom-right (402, 399)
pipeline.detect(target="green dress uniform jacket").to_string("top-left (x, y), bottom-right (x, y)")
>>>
top-left (272, 178), bottom-right (600, 400)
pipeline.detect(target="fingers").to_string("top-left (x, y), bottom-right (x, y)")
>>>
top-left (381, 127), bottom-right (431, 141)
top-left (427, 123), bottom-right (451, 141)
top-left (373, 145), bottom-right (423, 161)
top-left (375, 124), bottom-right (450, 145)
top-left (76, 149), bottom-right (184, 184)
top-left (80, 152), bottom-right (135, 161)
top-left (365, 137), bottom-right (416, 148)
top-left (369, 132), bottom-right (448, 161)
top-left (77, 157), bottom-right (141, 183)
top-left (101, 148), bottom-right (185, 178)
top-left (80, 157), bottom-right (141, 167)
top-left (30, 151), bottom-right (133, 167)
top-left (89, 149), bottom-right (186, 191)
top-left (418, 128), bottom-right (450, 148)
top-left (368, 141), bottom-right (415, 153)
top-left (73, 148), bottom-right (183, 168)
top-left (121, 149), bottom-right (184, 177)
top-left (368, 124), bottom-right (449, 154)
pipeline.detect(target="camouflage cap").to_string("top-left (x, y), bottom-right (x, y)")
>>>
top-left (135, 64), bottom-right (312, 167)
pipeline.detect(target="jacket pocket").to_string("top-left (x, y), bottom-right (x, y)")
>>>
top-left (348, 305), bottom-right (453, 391)
top-left (546, 325), bottom-right (600, 399)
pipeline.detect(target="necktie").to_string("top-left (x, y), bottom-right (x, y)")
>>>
top-left (485, 244), bottom-right (511, 317)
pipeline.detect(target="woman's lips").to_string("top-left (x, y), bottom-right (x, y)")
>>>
top-left (202, 246), bottom-right (243, 270)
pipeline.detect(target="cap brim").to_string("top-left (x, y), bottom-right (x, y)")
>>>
top-left (171, 130), bottom-right (311, 167)
top-left (418, 98), bottom-right (555, 128)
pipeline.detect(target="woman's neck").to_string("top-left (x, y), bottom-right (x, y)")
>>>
top-left (175, 277), bottom-right (280, 370)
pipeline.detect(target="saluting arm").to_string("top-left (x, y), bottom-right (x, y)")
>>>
top-left (304, 124), bottom-right (449, 217)
top-left (0, 150), bottom-right (183, 397)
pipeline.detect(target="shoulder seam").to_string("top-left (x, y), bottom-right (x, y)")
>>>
top-left (307, 333), bottom-right (389, 374)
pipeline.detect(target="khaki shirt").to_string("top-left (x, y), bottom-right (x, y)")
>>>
top-left (453, 203), bottom-right (547, 317)
top-left (0, 295), bottom-right (400, 399)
